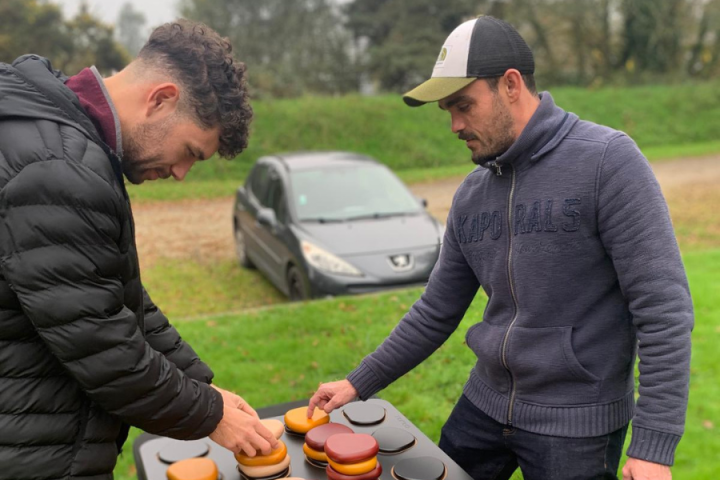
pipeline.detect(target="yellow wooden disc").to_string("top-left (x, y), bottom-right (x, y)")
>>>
top-left (284, 407), bottom-right (330, 434)
top-left (238, 454), bottom-right (291, 478)
top-left (234, 440), bottom-right (287, 466)
top-left (166, 458), bottom-right (218, 480)
top-left (328, 456), bottom-right (377, 476)
top-left (302, 443), bottom-right (328, 462)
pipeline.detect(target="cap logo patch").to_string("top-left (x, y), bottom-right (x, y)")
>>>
top-left (436, 46), bottom-right (449, 66)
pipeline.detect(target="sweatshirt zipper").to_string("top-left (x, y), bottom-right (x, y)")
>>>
top-left (500, 164), bottom-right (520, 426)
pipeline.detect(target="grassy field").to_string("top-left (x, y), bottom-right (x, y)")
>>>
top-left (126, 81), bottom-right (720, 203)
top-left (143, 259), bottom-right (285, 318)
top-left (115, 249), bottom-right (719, 480)
top-left (137, 176), bottom-right (718, 321)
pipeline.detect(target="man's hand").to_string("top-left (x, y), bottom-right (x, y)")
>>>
top-left (622, 458), bottom-right (671, 480)
top-left (307, 379), bottom-right (358, 417)
top-left (212, 385), bottom-right (259, 418)
top-left (209, 386), bottom-right (279, 456)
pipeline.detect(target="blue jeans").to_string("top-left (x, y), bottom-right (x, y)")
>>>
top-left (439, 395), bottom-right (628, 480)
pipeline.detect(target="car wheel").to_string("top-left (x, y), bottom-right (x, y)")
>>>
top-left (287, 265), bottom-right (309, 301)
top-left (234, 226), bottom-right (254, 269)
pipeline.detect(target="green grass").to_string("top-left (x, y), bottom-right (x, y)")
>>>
top-left (142, 259), bottom-right (286, 318)
top-left (114, 249), bottom-right (720, 480)
top-left (644, 140), bottom-right (720, 161)
top-left (125, 82), bottom-right (720, 204)
top-left (668, 250), bottom-right (720, 478)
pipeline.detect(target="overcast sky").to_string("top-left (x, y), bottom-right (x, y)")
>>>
top-left (54, 0), bottom-right (182, 30)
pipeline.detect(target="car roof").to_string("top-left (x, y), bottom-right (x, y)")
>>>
top-left (266, 151), bottom-right (382, 172)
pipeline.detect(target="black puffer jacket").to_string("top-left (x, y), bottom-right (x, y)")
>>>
top-left (0, 56), bottom-right (223, 480)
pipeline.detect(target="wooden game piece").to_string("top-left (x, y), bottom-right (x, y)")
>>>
top-left (324, 433), bottom-right (379, 464)
top-left (235, 441), bottom-right (287, 467)
top-left (327, 457), bottom-right (377, 476)
top-left (304, 423), bottom-right (353, 452)
top-left (284, 407), bottom-right (330, 435)
top-left (166, 458), bottom-right (218, 480)
top-left (237, 454), bottom-right (291, 478)
top-left (261, 419), bottom-right (286, 439)
top-left (325, 462), bottom-right (382, 480)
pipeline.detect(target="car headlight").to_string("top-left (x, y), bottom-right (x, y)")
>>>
top-left (301, 241), bottom-right (364, 277)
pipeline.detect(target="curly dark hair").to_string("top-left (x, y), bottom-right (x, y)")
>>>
top-left (137, 19), bottom-right (252, 159)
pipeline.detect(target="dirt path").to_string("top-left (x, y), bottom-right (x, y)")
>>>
top-left (133, 155), bottom-right (720, 270)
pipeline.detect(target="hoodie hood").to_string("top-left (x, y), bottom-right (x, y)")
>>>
top-left (1, 55), bottom-right (123, 184)
top-left (482, 92), bottom-right (579, 172)
top-left (0, 55), bottom-right (103, 146)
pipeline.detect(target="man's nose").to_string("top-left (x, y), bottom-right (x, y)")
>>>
top-left (171, 159), bottom-right (195, 181)
top-left (451, 113), bottom-right (465, 134)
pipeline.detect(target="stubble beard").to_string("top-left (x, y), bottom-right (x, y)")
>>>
top-left (470, 94), bottom-right (516, 166)
top-left (121, 120), bottom-right (169, 184)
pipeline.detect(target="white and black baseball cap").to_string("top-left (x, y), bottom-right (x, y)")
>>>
top-left (403, 16), bottom-right (535, 107)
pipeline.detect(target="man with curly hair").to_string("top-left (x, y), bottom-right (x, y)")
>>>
top-left (0, 20), bottom-right (275, 480)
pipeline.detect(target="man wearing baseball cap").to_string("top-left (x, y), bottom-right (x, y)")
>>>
top-left (309, 16), bottom-right (692, 480)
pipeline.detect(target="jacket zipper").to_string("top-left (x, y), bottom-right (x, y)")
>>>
top-left (500, 164), bottom-right (520, 426)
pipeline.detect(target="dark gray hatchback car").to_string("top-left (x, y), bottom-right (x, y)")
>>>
top-left (232, 152), bottom-right (444, 300)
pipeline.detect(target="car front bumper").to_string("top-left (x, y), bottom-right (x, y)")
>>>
top-left (306, 245), bottom-right (439, 298)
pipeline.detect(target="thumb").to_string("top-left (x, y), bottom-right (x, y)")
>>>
top-left (621, 465), bottom-right (632, 480)
top-left (324, 394), bottom-right (347, 413)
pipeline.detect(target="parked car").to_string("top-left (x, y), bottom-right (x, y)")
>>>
top-left (233, 151), bottom-right (445, 301)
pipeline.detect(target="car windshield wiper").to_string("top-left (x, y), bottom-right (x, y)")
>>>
top-left (300, 217), bottom-right (346, 223)
top-left (344, 211), bottom-right (419, 221)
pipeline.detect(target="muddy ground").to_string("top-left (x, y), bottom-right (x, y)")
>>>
top-left (133, 156), bottom-right (720, 270)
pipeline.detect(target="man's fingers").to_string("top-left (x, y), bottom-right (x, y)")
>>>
top-left (306, 401), bottom-right (317, 418)
top-left (324, 395), bottom-right (346, 413)
top-left (238, 440), bottom-right (256, 457)
top-left (307, 391), bottom-right (326, 418)
top-left (256, 423), bottom-right (279, 449)
top-left (239, 401), bottom-right (259, 418)
top-left (250, 433), bottom-right (272, 456)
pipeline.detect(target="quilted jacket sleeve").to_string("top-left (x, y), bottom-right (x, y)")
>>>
top-left (143, 288), bottom-right (215, 384)
top-left (0, 157), bottom-right (223, 440)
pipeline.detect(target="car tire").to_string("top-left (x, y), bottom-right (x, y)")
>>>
top-left (234, 226), bottom-right (255, 269)
top-left (287, 265), bottom-right (309, 301)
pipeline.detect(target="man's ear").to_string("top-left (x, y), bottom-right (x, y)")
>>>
top-left (145, 83), bottom-right (180, 119)
top-left (502, 69), bottom-right (523, 103)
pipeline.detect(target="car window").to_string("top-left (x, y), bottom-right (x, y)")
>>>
top-left (249, 164), bottom-right (271, 206)
top-left (268, 177), bottom-right (288, 224)
top-left (290, 164), bottom-right (422, 221)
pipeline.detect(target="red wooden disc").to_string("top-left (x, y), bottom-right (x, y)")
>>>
top-left (305, 423), bottom-right (354, 452)
top-left (324, 433), bottom-right (379, 464)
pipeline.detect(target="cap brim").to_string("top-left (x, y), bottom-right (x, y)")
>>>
top-left (402, 77), bottom-right (476, 107)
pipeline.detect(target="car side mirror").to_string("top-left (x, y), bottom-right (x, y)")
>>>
top-left (257, 208), bottom-right (278, 229)
top-left (415, 196), bottom-right (428, 208)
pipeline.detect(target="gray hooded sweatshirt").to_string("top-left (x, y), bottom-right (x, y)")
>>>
top-left (347, 92), bottom-right (693, 466)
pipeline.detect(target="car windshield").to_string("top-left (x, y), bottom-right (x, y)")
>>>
top-left (290, 164), bottom-right (423, 222)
